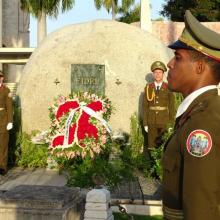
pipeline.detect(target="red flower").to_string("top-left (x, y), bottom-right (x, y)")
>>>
top-left (56, 101), bottom-right (79, 120)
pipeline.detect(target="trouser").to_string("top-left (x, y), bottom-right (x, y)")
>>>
top-left (147, 125), bottom-right (166, 149)
top-left (163, 206), bottom-right (184, 220)
top-left (0, 131), bottom-right (9, 171)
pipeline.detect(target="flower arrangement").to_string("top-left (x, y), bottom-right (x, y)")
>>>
top-left (48, 92), bottom-right (113, 160)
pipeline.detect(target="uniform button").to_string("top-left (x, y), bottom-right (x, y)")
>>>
top-left (156, 111), bottom-right (158, 114)
top-left (156, 101), bottom-right (158, 103)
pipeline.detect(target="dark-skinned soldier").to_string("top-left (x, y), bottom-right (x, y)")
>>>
top-left (0, 71), bottom-right (13, 175)
top-left (143, 61), bottom-right (175, 149)
top-left (162, 10), bottom-right (220, 220)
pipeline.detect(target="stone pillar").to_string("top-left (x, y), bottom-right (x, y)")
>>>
top-left (84, 189), bottom-right (114, 220)
top-left (140, 0), bottom-right (152, 32)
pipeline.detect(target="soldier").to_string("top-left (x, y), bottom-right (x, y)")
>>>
top-left (0, 71), bottom-right (13, 175)
top-left (143, 61), bottom-right (175, 149)
top-left (162, 10), bottom-right (220, 220)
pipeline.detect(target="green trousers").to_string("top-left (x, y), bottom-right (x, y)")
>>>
top-left (0, 131), bottom-right (9, 171)
top-left (148, 125), bottom-right (166, 149)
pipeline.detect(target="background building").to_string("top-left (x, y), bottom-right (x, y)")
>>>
top-left (0, 0), bottom-right (30, 86)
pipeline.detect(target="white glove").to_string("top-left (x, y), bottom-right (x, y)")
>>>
top-left (7, 122), bottom-right (13, 130)
top-left (144, 126), bottom-right (148, 133)
top-left (168, 127), bottom-right (173, 133)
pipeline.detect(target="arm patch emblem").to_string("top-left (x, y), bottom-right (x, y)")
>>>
top-left (186, 129), bottom-right (212, 157)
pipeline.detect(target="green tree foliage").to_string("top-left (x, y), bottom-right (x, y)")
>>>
top-left (94, 0), bottom-right (135, 20)
top-left (20, 0), bottom-right (75, 44)
top-left (117, 4), bottom-right (140, 24)
top-left (160, 0), bottom-right (220, 21)
top-left (20, 0), bottom-right (75, 18)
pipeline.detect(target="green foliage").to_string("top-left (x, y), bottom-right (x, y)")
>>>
top-left (117, 4), bottom-right (140, 23)
top-left (16, 131), bottom-right (48, 168)
top-left (160, 0), bottom-right (220, 21)
top-left (65, 141), bottom-right (134, 189)
top-left (8, 97), bottom-right (22, 167)
top-left (129, 113), bottom-right (144, 158)
top-left (20, 0), bottom-right (75, 18)
top-left (114, 213), bottom-right (163, 220)
top-left (145, 125), bottom-right (173, 180)
top-left (94, 0), bottom-right (135, 19)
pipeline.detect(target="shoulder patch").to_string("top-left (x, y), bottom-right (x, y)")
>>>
top-left (161, 82), bottom-right (168, 89)
top-left (148, 83), bottom-right (155, 88)
top-left (186, 129), bottom-right (212, 157)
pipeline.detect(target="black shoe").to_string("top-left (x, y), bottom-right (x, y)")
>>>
top-left (0, 168), bottom-right (7, 175)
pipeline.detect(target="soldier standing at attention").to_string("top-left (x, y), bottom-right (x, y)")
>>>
top-left (162, 10), bottom-right (220, 220)
top-left (143, 61), bottom-right (175, 149)
top-left (0, 71), bottom-right (13, 175)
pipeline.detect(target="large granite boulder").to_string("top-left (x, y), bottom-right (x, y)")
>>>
top-left (18, 20), bottom-right (173, 133)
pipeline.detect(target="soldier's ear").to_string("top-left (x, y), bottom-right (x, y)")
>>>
top-left (195, 60), bottom-right (205, 75)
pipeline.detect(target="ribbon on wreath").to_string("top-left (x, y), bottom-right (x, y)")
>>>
top-left (50, 99), bottom-right (111, 149)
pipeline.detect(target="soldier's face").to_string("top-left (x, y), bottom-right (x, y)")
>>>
top-left (167, 49), bottom-right (197, 97)
top-left (153, 69), bottom-right (164, 83)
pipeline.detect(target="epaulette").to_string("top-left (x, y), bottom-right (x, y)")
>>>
top-left (148, 83), bottom-right (155, 88)
top-left (161, 82), bottom-right (168, 89)
top-left (176, 101), bottom-right (208, 129)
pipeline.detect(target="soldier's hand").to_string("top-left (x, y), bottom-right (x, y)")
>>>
top-left (6, 122), bottom-right (13, 130)
top-left (144, 126), bottom-right (148, 133)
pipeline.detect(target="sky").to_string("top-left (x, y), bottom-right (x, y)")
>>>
top-left (30, 0), bottom-right (166, 47)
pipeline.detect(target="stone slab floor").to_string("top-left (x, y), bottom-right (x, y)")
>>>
top-left (0, 167), bottom-right (67, 191)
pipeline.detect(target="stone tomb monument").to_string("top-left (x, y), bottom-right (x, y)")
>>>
top-left (0, 185), bottom-right (85, 220)
top-left (18, 20), bottom-right (173, 134)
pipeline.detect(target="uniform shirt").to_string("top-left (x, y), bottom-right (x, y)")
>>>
top-left (143, 82), bottom-right (175, 127)
top-left (162, 88), bottom-right (220, 220)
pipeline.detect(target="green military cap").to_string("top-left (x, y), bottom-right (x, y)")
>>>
top-left (151, 61), bottom-right (167, 72)
top-left (169, 10), bottom-right (220, 62)
top-left (0, 71), bottom-right (4, 77)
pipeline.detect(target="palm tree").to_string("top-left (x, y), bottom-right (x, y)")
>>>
top-left (20, 0), bottom-right (75, 46)
top-left (94, 0), bottom-right (135, 20)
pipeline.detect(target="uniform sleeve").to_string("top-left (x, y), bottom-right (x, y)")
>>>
top-left (168, 91), bottom-right (175, 124)
top-left (6, 89), bottom-right (13, 123)
top-left (142, 86), bottom-right (149, 126)
top-left (181, 121), bottom-right (220, 220)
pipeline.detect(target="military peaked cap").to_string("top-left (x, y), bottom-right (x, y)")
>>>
top-left (169, 10), bottom-right (220, 62)
top-left (151, 61), bottom-right (167, 72)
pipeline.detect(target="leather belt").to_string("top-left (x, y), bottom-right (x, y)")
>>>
top-left (0, 107), bottom-right (5, 111)
top-left (163, 206), bottom-right (184, 220)
top-left (149, 106), bottom-right (167, 111)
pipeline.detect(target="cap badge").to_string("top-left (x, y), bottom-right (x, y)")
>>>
top-left (186, 129), bottom-right (212, 157)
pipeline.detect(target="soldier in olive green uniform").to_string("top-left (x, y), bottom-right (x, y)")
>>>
top-left (143, 61), bottom-right (175, 149)
top-left (0, 71), bottom-right (13, 174)
top-left (162, 10), bottom-right (220, 220)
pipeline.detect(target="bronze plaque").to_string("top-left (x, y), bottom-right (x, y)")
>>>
top-left (71, 64), bottom-right (105, 95)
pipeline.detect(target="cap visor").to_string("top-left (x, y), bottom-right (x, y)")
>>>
top-left (168, 40), bottom-right (193, 50)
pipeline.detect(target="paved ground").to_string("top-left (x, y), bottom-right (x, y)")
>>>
top-left (0, 167), bottom-right (162, 201)
top-left (0, 167), bottom-right (66, 191)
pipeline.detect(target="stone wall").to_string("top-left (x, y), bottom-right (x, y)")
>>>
top-left (2, 0), bottom-right (30, 83)
top-left (132, 20), bottom-right (220, 46)
top-left (2, 0), bottom-right (29, 47)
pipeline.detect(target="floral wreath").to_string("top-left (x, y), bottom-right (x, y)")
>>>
top-left (48, 92), bottom-right (113, 159)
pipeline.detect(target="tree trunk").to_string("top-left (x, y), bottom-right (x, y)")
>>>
top-left (111, 0), bottom-right (116, 20)
top-left (37, 10), bottom-right (47, 46)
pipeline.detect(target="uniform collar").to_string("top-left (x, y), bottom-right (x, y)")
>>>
top-left (176, 85), bottom-right (218, 118)
top-left (154, 81), bottom-right (163, 89)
